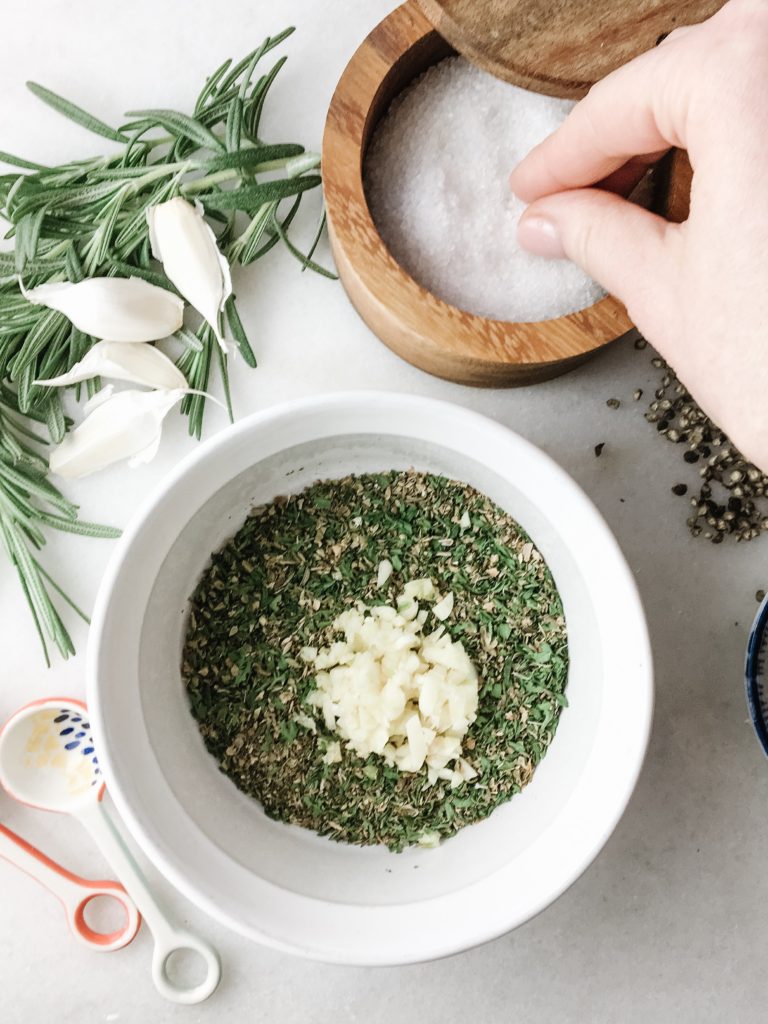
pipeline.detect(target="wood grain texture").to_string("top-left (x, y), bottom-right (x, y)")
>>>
top-left (322, 2), bottom-right (693, 388)
top-left (323, 2), bottom-right (633, 388)
top-left (418, 0), bottom-right (726, 98)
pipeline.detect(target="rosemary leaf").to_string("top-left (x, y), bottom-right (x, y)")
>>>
top-left (179, 325), bottom-right (214, 439)
top-left (194, 58), bottom-right (233, 114)
top-left (42, 392), bottom-right (66, 444)
top-left (175, 325), bottom-right (205, 353)
top-left (27, 82), bottom-right (129, 144)
top-left (0, 151), bottom-right (49, 171)
top-left (198, 174), bottom-right (321, 211)
top-left (201, 143), bottom-right (305, 173)
top-left (124, 108), bottom-right (224, 152)
top-left (215, 341), bottom-right (234, 424)
top-left (33, 557), bottom-right (90, 623)
top-left (225, 97), bottom-right (243, 154)
top-left (301, 207), bottom-right (328, 273)
top-left (216, 28), bottom-right (295, 97)
top-left (245, 57), bottom-right (289, 141)
top-left (9, 309), bottom-right (68, 384)
top-left (271, 206), bottom-right (337, 279)
top-left (15, 206), bottom-right (47, 272)
top-left (241, 191), bottom-right (303, 264)
top-left (37, 512), bottom-right (121, 539)
top-left (224, 295), bottom-right (256, 367)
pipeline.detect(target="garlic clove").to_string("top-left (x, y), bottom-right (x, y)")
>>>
top-left (49, 388), bottom-right (187, 479)
top-left (417, 831), bottom-right (441, 849)
top-left (35, 340), bottom-right (187, 391)
top-left (376, 558), bottom-right (393, 589)
top-left (83, 383), bottom-right (115, 414)
top-left (432, 592), bottom-right (455, 621)
top-left (21, 277), bottom-right (184, 342)
top-left (147, 197), bottom-right (232, 352)
top-left (127, 432), bottom-right (163, 468)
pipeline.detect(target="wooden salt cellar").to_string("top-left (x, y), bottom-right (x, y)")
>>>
top-left (322, 0), bottom-right (721, 387)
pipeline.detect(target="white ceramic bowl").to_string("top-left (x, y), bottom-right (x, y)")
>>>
top-left (87, 392), bottom-right (653, 965)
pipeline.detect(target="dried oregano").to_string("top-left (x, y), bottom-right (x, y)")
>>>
top-left (182, 471), bottom-right (568, 851)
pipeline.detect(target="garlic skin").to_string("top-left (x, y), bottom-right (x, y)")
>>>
top-left (83, 383), bottom-right (115, 414)
top-left (147, 197), bottom-right (232, 352)
top-left (35, 340), bottom-right (187, 392)
top-left (21, 277), bottom-right (184, 342)
top-left (49, 388), bottom-right (188, 479)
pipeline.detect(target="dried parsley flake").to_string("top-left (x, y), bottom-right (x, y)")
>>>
top-left (182, 471), bottom-right (568, 851)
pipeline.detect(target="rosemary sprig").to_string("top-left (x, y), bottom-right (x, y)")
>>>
top-left (0, 29), bottom-right (334, 662)
top-left (0, 387), bottom-right (120, 664)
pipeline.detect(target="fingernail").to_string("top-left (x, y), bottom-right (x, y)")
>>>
top-left (517, 215), bottom-right (566, 259)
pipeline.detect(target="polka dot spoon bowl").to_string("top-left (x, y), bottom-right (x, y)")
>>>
top-left (0, 698), bottom-right (221, 1004)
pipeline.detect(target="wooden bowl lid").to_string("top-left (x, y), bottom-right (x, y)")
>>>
top-left (417, 0), bottom-right (725, 97)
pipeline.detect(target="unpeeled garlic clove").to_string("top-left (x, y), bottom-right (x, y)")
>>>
top-left (49, 388), bottom-right (188, 478)
top-left (147, 197), bottom-right (232, 352)
top-left (21, 277), bottom-right (184, 342)
top-left (83, 383), bottom-right (115, 414)
top-left (35, 340), bottom-right (187, 391)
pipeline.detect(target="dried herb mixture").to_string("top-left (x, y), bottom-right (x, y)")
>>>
top-left (182, 471), bottom-right (568, 851)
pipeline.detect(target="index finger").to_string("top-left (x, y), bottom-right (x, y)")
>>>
top-left (509, 41), bottom-right (691, 203)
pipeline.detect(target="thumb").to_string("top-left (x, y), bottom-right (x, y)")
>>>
top-left (517, 189), bottom-right (681, 330)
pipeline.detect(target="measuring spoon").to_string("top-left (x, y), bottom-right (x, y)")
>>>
top-left (0, 698), bottom-right (221, 1004)
top-left (0, 820), bottom-right (140, 951)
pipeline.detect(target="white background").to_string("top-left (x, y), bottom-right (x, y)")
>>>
top-left (1, 1), bottom-right (767, 1021)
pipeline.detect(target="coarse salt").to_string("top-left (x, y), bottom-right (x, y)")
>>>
top-left (365, 56), bottom-right (606, 322)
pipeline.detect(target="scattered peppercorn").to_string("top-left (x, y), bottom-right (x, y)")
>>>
top-left (643, 356), bottom-right (768, 542)
top-left (757, 590), bottom-right (766, 603)
top-left (594, 442), bottom-right (605, 457)
top-left (606, 398), bottom-right (620, 410)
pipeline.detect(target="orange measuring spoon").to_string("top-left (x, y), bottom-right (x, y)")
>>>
top-left (0, 821), bottom-right (140, 951)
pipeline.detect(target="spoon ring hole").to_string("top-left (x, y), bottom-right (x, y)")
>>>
top-left (161, 947), bottom-right (212, 991)
top-left (74, 893), bottom-right (130, 945)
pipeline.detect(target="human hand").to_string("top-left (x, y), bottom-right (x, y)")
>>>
top-left (510, 0), bottom-right (768, 471)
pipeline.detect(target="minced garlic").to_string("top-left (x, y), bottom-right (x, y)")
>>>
top-left (304, 580), bottom-right (479, 787)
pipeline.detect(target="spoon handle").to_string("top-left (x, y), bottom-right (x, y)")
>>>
top-left (78, 799), bottom-right (221, 1004)
top-left (0, 823), bottom-right (140, 952)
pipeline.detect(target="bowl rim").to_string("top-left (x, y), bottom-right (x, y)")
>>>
top-left (321, 0), bottom-right (634, 386)
top-left (87, 391), bottom-right (653, 965)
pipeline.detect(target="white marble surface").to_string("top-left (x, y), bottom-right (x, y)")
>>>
top-left (1, 1), bottom-right (767, 1021)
